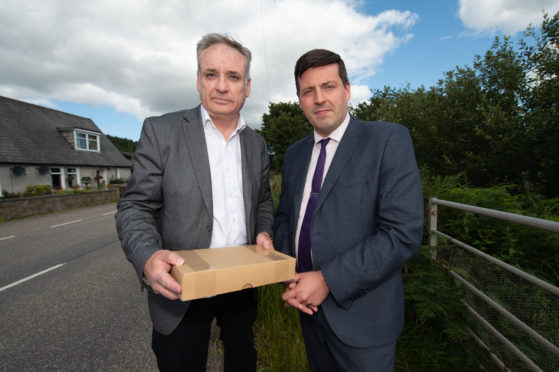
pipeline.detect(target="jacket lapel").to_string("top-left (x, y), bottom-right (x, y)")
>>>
top-left (239, 129), bottom-right (254, 217)
top-left (181, 106), bottom-right (213, 218)
top-left (315, 117), bottom-right (362, 212)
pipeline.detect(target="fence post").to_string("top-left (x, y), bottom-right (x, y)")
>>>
top-left (429, 197), bottom-right (438, 259)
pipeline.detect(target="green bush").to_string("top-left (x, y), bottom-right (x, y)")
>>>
top-left (109, 178), bottom-right (127, 184)
top-left (81, 176), bottom-right (92, 190)
top-left (396, 247), bottom-right (491, 371)
top-left (1, 190), bottom-right (21, 198)
top-left (433, 184), bottom-right (559, 286)
top-left (22, 184), bottom-right (52, 197)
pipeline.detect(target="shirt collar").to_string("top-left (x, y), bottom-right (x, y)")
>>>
top-left (313, 111), bottom-right (350, 144)
top-left (200, 105), bottom-right (247, 135)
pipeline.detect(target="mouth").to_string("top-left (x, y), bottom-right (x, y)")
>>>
top-left (211, 97), bottom-right (232, 105)
top-left (313, 107), bottom-right (332, 116)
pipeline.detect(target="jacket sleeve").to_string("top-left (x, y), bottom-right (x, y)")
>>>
top-left (115, 117), bottom-right (164, 284)
top-left (254, 135), bottom-right (275, 239)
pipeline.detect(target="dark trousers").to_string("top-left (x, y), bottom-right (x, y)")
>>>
top-left (152, 289), bottom-right (257, 372)
top-left (300, 308), bottom-right (396, 372)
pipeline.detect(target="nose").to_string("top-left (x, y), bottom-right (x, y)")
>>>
top-left (314, 89), bottom-right (325, 104)
top-left (216, 75), bottom-right (228, 92)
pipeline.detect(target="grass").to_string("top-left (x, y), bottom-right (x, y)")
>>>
top-left (255, 284), bottom-right (309, 371)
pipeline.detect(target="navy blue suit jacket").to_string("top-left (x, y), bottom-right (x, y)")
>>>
top-left (274, 116), bottom-right (424, 348)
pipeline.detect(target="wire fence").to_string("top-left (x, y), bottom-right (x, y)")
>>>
top-left (429, 198), bottom-right (559, 371)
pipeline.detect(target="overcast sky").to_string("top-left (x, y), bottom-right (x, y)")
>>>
top-left (1, 0), bottom-right (558, 141)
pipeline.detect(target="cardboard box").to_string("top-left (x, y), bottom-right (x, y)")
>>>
top-left (171, 245), bottom-right (296, 301)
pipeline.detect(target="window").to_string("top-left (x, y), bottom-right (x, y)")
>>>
top-left (75, 130), bottom-right (100, 152)
top-left (67, 168), bottom-right (78, 188)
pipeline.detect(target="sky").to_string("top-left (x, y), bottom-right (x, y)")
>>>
top-left (1, 0), bottom-right (558, 141)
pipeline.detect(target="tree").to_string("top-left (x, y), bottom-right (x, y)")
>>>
top-left (353, 26), bottom-right (537, 191)
top-left (256, 102), bottom-right (312, 171)
top-left (520, 12), bottom-right (559, 197)
top-left (106, 134), bottom-right (137, 153)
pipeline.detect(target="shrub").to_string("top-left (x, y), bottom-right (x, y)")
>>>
top-left (1, 190), bottom-right (21, 198)
top-left (22, 184), bottom-right (52, 197)
top-left (109, 178), bottom-right (126, 184)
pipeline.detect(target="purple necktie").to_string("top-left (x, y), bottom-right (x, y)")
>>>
top-left (298, 138), bottom-right (330, 272)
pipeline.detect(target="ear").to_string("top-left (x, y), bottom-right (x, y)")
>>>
top-left (196, 72), bottom-right (201, 92)
top-left (345, 82), bottom-right (351, 102)
top-left (245, 78), bottom-right (251, 97)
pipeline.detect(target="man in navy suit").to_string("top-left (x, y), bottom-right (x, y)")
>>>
top-left (274, 49), bottom-right (424, 371)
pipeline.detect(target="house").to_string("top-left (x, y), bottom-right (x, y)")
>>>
top-left (0, 95), bottom-right (131, 196)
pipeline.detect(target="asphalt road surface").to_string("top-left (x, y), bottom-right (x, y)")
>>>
top-left (0, 203), bottom-right (223, 371)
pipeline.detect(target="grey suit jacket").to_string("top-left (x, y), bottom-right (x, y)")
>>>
top-left (116, 105), bottom-right (274, 335)
top-left (274, 116), bottom-right (423, 348)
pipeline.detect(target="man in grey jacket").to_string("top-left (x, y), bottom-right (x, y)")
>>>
top-left (116, 33), bottom-right (274, 372)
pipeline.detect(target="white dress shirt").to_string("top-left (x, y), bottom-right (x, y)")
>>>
top-left (201, 106), bottom-right (247, 248)
top-left (295, 112), bottom-right (350, 261)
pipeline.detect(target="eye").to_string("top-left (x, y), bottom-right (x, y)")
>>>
top-left (229, 74), bottom-right (241, 81)
top-left (206, 73), bottom-right (216, 79)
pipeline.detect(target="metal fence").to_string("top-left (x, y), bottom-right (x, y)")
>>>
top-left (428, 197), bottom-right (559, 371)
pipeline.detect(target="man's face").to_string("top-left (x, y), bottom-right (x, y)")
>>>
top-left (298, 63), bottom-right (350, 137)
top-left (197, 43), bottom-right (251, 123)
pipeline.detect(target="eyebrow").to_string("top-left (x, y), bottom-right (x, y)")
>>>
top-left (302, 80), bottom-right (338, 90)
top-left (202, 68), bottom-right (242, 76)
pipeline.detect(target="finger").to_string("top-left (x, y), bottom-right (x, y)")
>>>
top-left (262, 239), bottom-right (274, 250)
top-left (281, 288), bottom-right (297, 302)
top-left (287, 298), bottom-right (313, 315)
top-left (153, 285), bottom-right (180, 301)
top-left (160, 250), bottom-right (184, 265)
top-left (161, 273), bottom-right (182, 294)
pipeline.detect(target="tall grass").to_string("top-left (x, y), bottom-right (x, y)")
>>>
top-left (256, 284), bottom-right (309, 371)
top-left (256, 172), bottom-right (309, 371)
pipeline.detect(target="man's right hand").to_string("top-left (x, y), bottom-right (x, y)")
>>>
top-left (143, 250), bottom-right (184, 300)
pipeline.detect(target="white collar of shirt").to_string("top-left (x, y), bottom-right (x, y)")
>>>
top-left (200, 105), bottom-right (246, 139)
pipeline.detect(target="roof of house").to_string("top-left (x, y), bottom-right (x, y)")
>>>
top-left (0, 96), bottom-right (129, 167)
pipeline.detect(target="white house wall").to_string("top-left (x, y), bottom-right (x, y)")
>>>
top-left (0, 165), bottom-right (131, 194)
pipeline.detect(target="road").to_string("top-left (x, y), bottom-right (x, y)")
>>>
top-left (0, 203), bottom-right (157, 371)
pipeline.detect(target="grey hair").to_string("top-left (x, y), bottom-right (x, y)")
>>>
top-left (196, 33), bottom-right (252, 81)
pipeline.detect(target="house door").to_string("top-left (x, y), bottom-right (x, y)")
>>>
top-left (50, 168), bottom-right (61, 190)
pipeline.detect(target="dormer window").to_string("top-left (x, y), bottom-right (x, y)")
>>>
top-left (74, 130), bottom-right (100, 152)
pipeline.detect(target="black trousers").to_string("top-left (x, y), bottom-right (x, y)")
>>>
top-left (300, 308), bottom-right (396, 372)
top-left (152, 289), bottom-right (257, 372)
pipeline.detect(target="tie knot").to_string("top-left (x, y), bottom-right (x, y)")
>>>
top-left (319, 138), bottom-right (330, 147)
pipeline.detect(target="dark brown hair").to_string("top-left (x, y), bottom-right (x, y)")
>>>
top-left (294, 49), bottom-right (349, 95)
